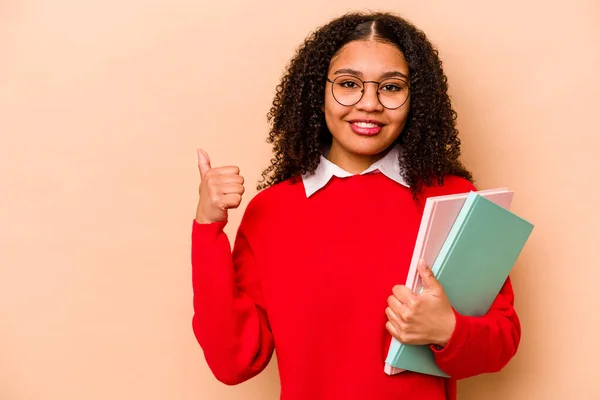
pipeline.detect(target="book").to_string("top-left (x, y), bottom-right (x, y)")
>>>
top-left (384, 191), bottom-right (534, 377)
top-left (405, 188), bottom-right (514, 294)
top-left (385, 188), bottom-right (514, 375)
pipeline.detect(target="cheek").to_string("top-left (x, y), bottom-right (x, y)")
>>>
top-left (389, 107), bottom-right (410, 128)
top-left (324, 97), bottom-right (348, 124)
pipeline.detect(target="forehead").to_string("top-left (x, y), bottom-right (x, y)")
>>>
top-left (329, 40), bottom-right (409, 76)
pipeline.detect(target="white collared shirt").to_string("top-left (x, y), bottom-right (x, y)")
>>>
top-left (301, 145), bottom-right (410, 197)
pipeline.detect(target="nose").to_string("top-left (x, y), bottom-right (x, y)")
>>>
top-left (355, 82), bottom-right (383, 112)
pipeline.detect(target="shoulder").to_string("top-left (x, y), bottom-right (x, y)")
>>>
top-left (242, 178), bottom-right (304, 222)
top-left (421, 174), bottom-right (477, 199)
top-left (250, 177), bottom-right (303, 207)
top-left (236, 178), bottom-right (303, 241)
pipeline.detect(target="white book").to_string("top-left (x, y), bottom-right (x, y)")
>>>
top-left (384, 187), bottom-right (514, 376)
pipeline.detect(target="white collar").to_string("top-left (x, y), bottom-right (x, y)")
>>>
top-left (301, 145), bottom-right (409, 197)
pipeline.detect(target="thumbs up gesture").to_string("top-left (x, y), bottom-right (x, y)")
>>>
top-left (195, 148), bottom-right (245, 224)
top-left (385, 259), bottom-right (456, 347)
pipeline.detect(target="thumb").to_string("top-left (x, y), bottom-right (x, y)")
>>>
top-left (197, 148), bottom-right (211, 179)
top-left (418, 259), bottom-right (440, 291)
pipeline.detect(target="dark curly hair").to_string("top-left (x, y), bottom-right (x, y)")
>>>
top-left (258, 11), bottom-right (473, 199)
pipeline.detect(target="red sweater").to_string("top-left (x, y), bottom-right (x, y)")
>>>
top-left (191, 173), bottom-right (521, 400)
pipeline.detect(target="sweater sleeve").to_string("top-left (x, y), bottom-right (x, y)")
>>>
top-left (431, 277), bottom-right (521, 379)
top-left (190, 198), bottom-right (274, 385)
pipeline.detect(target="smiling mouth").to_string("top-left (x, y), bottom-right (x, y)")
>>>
top-left (349, 121), bottom-right (384, 135)
top-left (353, 121), bottom-right (380, 128)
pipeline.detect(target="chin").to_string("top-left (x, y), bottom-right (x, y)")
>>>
top-left (350, 136), bottom-right (397, 153)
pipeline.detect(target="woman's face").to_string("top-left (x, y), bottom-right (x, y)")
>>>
top-left (323, 39), bottom-right (410, 172)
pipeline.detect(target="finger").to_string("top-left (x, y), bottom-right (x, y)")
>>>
top-left (197, 149), bottom-right (211, 179)
top-left (392, 285), bottom-right (416, 305)
top-left (389, 295), bottom-right (415, 323)
top-left (386, 321), bottom-right (402, 342)
top-left (418, 258), bottom-right (440, 290)
top-left (220, 183), bottom-right (245, 196)
top-left (217, 174), bottom-right (245, 185)
top-left (385, 306), bottom-right (402, 327)
top-left (387, 294), bottom-right (406, 315)
top-left (221, 194), bottom-right (242, 209)
top-left (212, 166), bottom-right (240, 176)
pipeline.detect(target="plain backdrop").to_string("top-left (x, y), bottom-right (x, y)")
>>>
top-left (1, 0), bottom-right (599, 399)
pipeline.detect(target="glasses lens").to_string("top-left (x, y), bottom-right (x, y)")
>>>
top-left (331, 75), bottom-right (363, 106)
top-left (378, 78), bottom-right (409, 109)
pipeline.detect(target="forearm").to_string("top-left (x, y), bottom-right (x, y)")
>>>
top-left (432, 279), bottom-right (521, 379)
top-left (191, 220), bottom-right (274, 385)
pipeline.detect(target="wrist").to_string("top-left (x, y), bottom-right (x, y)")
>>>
top-left (195, 204), bottom-right (225, 224)
top-left (435, 308), bottom-right (457, 347)
top-left (195, 212), bottom-right (223, 225)
top-left (195, 213), bottom-right (226, 224)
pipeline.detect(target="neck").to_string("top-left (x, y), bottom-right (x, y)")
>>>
top-left (326, 142), bottom-right (390, 174)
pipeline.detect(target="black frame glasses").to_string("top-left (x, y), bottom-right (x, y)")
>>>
top-left (326, 75), bottom-right (410, 110)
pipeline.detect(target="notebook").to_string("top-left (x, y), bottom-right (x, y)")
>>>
top-left (384, 191), bottom-right (533, 377)
top-left (385, 188), bottom-right (513, 375)
top-left (405, 188), bottom-right (514, 294)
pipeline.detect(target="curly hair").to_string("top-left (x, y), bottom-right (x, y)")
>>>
top-left (258, 11), bottom-right (473, 199)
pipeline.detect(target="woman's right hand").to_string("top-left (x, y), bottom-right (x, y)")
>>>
top-left (195, 149), bottom-right (245, 224)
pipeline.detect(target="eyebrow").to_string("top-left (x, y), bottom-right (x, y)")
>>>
top-left (332, 68), bottom-right (409, 80)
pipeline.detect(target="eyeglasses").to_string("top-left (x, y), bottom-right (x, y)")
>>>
top-left (326, 75), bottom-right (410, 110)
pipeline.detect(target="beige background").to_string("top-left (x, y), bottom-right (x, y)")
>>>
top-left (1, 0), bottom-right (599, 399)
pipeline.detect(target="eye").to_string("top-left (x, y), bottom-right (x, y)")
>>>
top-left (380, 83), bottom-right (403, 92)
top-left (337, 80), bottom-right (361, 89)
top-left (379, 79), bottom-right (408, 93)
top-left (333, 75), bottom-right (363, 91)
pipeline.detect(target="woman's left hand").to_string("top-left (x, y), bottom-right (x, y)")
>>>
top-left (385, 259), bottom-right (456, 347)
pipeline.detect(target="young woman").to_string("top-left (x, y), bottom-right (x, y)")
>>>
top-left (191, 11), bottom-right (520, 400)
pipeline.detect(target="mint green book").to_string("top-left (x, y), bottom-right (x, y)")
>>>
top-left (385, 192), bottom-right (534, 377)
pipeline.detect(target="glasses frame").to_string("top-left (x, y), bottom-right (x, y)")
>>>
top-left (326, 75), bottom-right (411, 110)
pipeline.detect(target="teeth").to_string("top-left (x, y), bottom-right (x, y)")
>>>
top-left (353, 122), bottom-right (378, 128)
